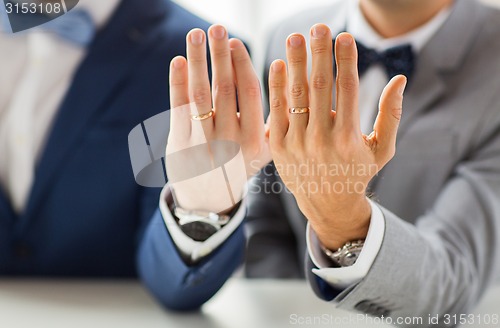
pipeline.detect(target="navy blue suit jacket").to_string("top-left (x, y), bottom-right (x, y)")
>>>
top-left (0, 0), bottom-right (247, 310)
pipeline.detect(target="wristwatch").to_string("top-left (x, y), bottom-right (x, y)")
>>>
top-left (321, 240), bottom-right (365, 267)
top-left (173, 207), bottom-right (230, 242)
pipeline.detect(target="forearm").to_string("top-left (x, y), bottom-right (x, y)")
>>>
top-left (308, 175), bottom-right (500, 327)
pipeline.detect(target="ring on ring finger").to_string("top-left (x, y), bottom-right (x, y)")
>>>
top-left (191, 110), bottom-right (215, 121)
top-left (289, 107), bottom-right (310, 114)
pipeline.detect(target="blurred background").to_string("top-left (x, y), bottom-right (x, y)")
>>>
top-left (172, 0), bottom-right (500, 78)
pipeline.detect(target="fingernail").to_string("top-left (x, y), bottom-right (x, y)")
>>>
top-left (289, 35), bottom-right (302, 48)
top-left (272, 60), bottom-right (283, 72)
top-left (211, 25), bottom-right (226, 40)
top-left (312, 25), bottom-right (328, 38)
top-left (337, 33), bottom-right (353, 46)
top-left (172, 57), bottom-right (185, 69)
top-left (190, 30), bottom-right (203, 45)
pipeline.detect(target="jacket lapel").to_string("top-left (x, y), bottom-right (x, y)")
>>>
top-left (397, 0), bottom-right (483, 139)
top-left (370, 0), bottom-right (486, 190)
top-left (0, 187), bottom-right (15, 224)
top-left (17, 0), bottom-right (169, 231)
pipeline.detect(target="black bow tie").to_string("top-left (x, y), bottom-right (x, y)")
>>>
top-left (356, 41), bottom-right (415, 82)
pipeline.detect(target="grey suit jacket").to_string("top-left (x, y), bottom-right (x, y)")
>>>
top-left (244, 0), bottom-right (500, 325)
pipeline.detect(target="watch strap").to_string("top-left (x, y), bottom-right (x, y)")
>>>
top-left (321, 239), bottom-right (365, 267)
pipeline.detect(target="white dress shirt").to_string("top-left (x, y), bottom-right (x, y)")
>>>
top-left (0, 0), bottom-right (120, 213)
top-left (161, 0), bottom-right (452, 288)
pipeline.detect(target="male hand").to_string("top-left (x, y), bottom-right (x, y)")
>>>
top-left (166, 25), bottom-right (271, 213)
top-left (268, 24), bottom-right (407, 250)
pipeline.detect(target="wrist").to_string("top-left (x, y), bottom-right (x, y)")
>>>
top-left (170, 174), bottom-right (245, 214)
top-left (309, 197), bottom-right (371, 250)
top-left (173, 189), bottom-right (235, 214)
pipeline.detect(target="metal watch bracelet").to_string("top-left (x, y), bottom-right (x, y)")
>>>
top-left (321, 239), bottom-right (365, 267)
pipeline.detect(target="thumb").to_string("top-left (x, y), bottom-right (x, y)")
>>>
top-left (371, 75), bottom-right (407, 164)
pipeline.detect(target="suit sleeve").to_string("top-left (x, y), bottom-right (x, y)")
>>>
top-left (307, 109), bottom-right (500, 326)
top-left (134, 181), bottom-right (246, 310)
top-left (136, 204), bottom-right (246, 310)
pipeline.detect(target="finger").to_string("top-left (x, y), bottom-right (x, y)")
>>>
top-left (265, 113), bottom-right (271, 139)
top-left (268, 60), bottom-right (289, 146)
top-left (309, 24), bottom-right (333, 128)
top-left (186, 29), bottom-right (213, 125)
top-left (169, 56), bottom-right (191, 140)
top-left (334, 32), bottom-right (360, 134)
top-left (229, 38), bottom-right (264, 137)
top-left (371, 75), bottom-right (407, 163)
top-left (286, 33), bottom-right (309, 132)
top-left (208, 25), bottom-right (238, 131)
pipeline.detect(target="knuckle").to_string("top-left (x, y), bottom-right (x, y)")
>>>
top-left (389, 106), bottom-right (403, 121)
top-left (270, 139), bottom-right (286, 154)
top-left (337, 52), bottom-right (357, 63)
top-left (306, 150), bottom-right (319, 160)
top-left (333, 132), bottom-right (354, 149)
top-left (212, 47), bottom-right (230, 59)
top-left (270, 79), bottom-right (286, 89)
top-left (311, 44), bottom-right (329, 56)
top-left (215, 80), bottom-right (235, 97)
top-left (170, 78), bottom-right (186, 87)
top-left (305, 131), bottom-right (325, 153)
top-left (216, 126), bottom-right (237, 139)
top-left (288, 55), bottom-right (305, 66)
top-left (289, 83), bottom-right (307, 100)
top-left (308, 127), bottom-right (325, 142)
top-left (311, 73), bottom-right (331, 90)
top-left (270, 97), bottom-right (283, 110)
top-left (188, 55), bottom-right (207, 65)
top-left (338, 75), bottom-right (358, 92)
top-left (244, 81), bottom-right (261, 98)
top-left (192, 87), bottom-right (211, 104)
top-left (231, 49), bottom-right (247, 63)
top-left (244, 142), bottom-right (263, 158)
top-left (287, 132), bottom-right (304, 148)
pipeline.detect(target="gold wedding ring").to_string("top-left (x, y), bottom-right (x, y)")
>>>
top-left (191, 110), bottom-right (214, 121)
top-left (289, 107), bottom-right (310, 114)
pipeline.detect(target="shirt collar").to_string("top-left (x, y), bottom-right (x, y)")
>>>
top-left (346, 0), bottom-right (453, 53)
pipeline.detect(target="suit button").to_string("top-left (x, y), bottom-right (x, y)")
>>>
top-left (13, 242), bottom-right (32, 258)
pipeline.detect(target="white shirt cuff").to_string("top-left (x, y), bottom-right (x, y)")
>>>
top-left (159, 184), bottom-right (246, 263)
top-left (306, 198), bottom-right (385, 289)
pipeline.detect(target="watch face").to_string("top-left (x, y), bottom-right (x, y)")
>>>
top-left (180, 221), bottom-right (218, 242)
top-left (340, 252), bottom-right (360, 267)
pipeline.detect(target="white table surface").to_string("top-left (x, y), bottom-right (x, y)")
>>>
top-left (0, 278), bottom-right (498, 328)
